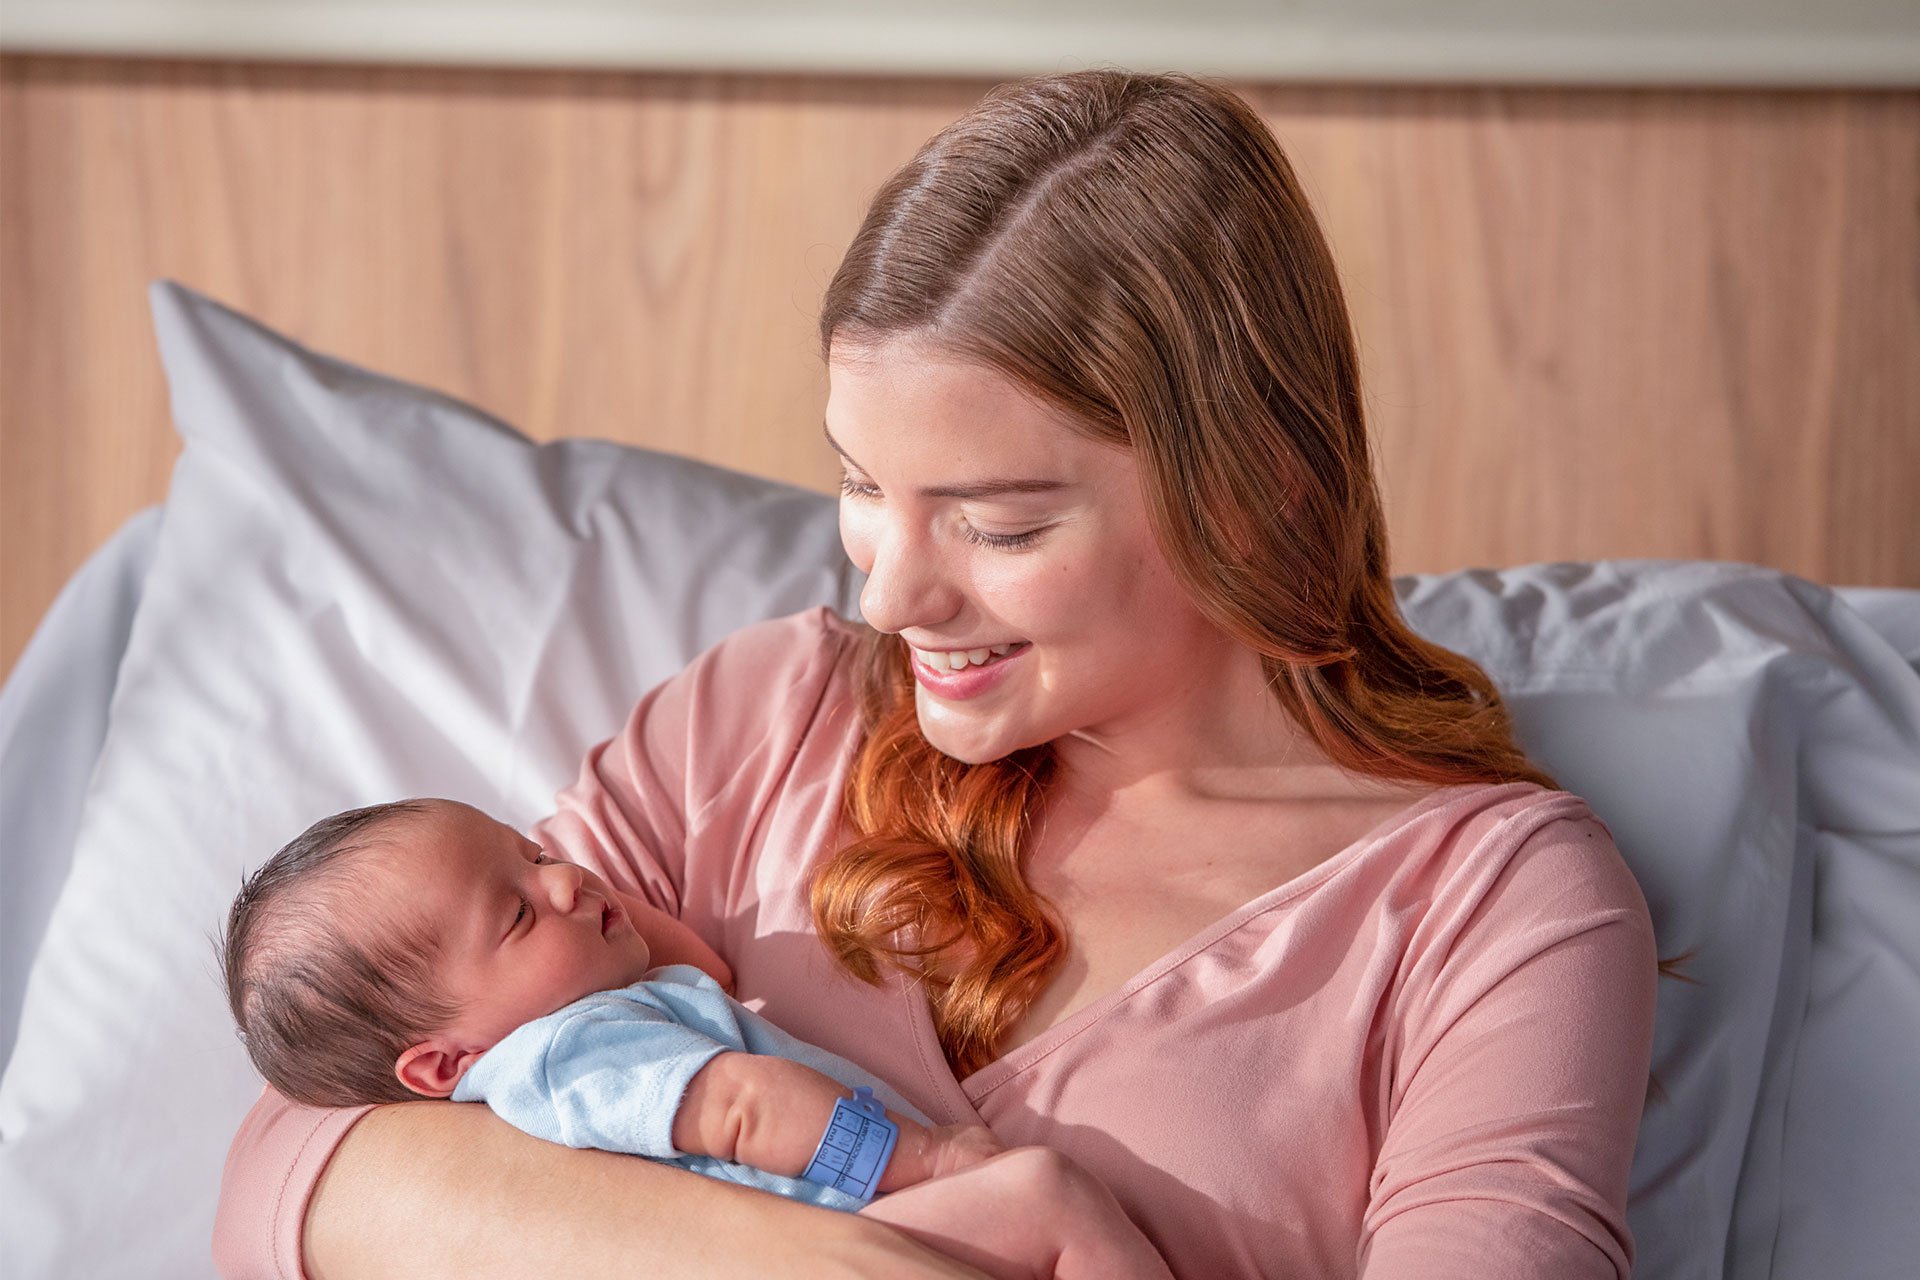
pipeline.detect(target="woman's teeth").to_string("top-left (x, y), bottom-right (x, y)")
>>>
top-left (912, 642), bottom-right (1022, 671)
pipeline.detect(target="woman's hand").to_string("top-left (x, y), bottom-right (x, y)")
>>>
top-left (301, 1099), bottom-right (992, 1279)
top-left (878, 1118), bottom-right (1008, 1192)
top-left (919, 1122), bottom-right (1009, 1181)
top-left (861, 1146), bottom-right (1175, 1280)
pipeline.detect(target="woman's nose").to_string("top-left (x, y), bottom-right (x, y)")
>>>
top-left (857, 528), bottom-right (962, 636)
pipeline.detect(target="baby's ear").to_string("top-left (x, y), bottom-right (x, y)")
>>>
top-left (394, 1041), bottom-right (474, 1098)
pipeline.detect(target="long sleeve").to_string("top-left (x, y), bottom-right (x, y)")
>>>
top-left (1358, 815), bottom-right (1660, 1279)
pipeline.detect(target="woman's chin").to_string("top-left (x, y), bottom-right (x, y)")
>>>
top-left (914, 699), bottom-right (1039, 765)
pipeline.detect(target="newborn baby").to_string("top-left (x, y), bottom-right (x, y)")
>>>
top-left (221, 798), bottom-right (1172, 1278)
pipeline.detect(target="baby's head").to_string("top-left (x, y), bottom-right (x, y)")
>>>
top-left (221, 798), bottom-right (652, 1108)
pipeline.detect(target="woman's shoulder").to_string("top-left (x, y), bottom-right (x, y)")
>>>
top-left (538, 608), bottom-right (868, 873)
top-left (663, 608), bottom-right (869, 828)
top-left (1425, 777), bottom-right (1604, 833)
top-left (687, 606), bottom-right (864, 684)
top-left (1377, 779), bottom-right (1659, 1084)
top-left (669, 607), bottom-right (865, 722)
top-left (1407, 779), bottom-right (1653, 938)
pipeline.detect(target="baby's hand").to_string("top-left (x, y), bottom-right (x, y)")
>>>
top-left (922, 1122), bottom-right (1007, 1181)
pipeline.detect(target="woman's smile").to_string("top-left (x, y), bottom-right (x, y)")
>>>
top-left (910, 640), bottom-right (1032, 699)
top-left (908, 640), bottom-right (1028, 671)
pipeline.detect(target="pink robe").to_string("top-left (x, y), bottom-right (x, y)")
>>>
top-left (214, 607), bottom-right (1658, 1278)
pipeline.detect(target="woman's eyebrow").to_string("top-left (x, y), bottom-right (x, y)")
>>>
top-left (823, 422), bottom-right (1069, 500)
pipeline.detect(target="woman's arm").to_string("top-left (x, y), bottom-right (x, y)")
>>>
top-left (1358, 816), bottom-right (1660, 1279)
top-left (861, 1147), bottom-right (1175, 1280)
top-left (300, 1100), bottom-right (995, 1280)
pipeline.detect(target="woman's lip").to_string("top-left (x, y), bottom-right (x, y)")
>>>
top-left (911, 642), bottom-right (1030, 700)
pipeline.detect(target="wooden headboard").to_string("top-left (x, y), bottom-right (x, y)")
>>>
top-left (3, 55), bottom-right (1915, 677)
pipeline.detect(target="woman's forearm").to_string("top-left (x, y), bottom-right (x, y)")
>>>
top-left (302, 1100), bottom-right (992, 1280)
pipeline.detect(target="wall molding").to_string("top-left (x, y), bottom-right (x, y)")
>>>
top-left (3, 0), bottom-right (1918, 88)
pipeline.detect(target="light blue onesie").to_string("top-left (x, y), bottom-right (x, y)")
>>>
top-left (449, 964), bottom-right (929, 1212)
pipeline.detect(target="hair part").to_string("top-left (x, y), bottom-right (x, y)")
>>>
top-left (219, 800), bottom-right (461, 1107)
top-left (811, 69), bottom-right (1688, 1079)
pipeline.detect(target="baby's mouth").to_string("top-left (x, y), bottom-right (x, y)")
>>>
top-left (600, 900), bottom-right (622, 938)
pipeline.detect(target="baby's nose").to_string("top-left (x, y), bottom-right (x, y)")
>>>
top-left (544, 861), bottom-right (588, 912)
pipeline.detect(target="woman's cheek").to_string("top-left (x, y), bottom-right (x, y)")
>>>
top-left (969, 556), bottom-right (1045, 614)
top-left (1013, 543), bottom-right (1095, 614)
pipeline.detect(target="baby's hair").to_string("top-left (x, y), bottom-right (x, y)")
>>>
top-left (220, 799), bottom-right (460, 1107)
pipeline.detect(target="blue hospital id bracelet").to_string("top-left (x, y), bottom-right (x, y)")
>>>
top-left (800, 1086), bottom-right (898, 1202)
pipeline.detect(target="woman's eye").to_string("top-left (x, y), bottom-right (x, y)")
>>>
top-left (963, 525), bottom-right (1044, 551)
top-left (839, 475), bottom-right (1043, 551)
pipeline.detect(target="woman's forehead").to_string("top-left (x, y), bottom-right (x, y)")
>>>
top-left (829, 344), bottom-right (1049, 422)
top-left (825, 346), bottom-right (1112, 480)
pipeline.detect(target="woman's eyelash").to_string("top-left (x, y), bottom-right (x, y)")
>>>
top-left (963, 526), bottom-right (1042, 551)
top-left (838, 476), bottom-right (1045, 551)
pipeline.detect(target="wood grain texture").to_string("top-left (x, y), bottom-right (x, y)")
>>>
top-left (3, 56), bottom-right (1916, 679)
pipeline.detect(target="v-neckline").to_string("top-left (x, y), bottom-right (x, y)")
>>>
top-left (902, 781), bottom-right (1491, 1114)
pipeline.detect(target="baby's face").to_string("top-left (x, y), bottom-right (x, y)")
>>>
top-left (374, 800), bottom-right (653, 1061)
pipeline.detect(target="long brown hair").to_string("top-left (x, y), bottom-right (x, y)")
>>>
top-left (811, 70), bottom-right (1665, 1079)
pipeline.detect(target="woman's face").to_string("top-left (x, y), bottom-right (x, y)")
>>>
top-left (825, 337), bottom-right (1241, 767)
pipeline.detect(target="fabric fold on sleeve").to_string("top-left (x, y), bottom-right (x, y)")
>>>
top-left (212, 1087), bottom-right (374, 1280)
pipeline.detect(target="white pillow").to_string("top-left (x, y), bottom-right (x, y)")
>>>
top-left (0, 282), bottom-right (859, 1277)
top-left (2, 282), bottom-right (1914, 1279)
top-left (1396, 564), bottom-right (1920, 1279)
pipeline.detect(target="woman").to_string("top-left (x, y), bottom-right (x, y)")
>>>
top-left (214, 69), bottom-right (1658, 1278)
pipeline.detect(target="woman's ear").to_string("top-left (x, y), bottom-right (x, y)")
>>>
top-left (394, 1040), bottom-right (476, 1098)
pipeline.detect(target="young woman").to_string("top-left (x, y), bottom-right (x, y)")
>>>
top-left (215, 69), bottom-right (1658, 1279)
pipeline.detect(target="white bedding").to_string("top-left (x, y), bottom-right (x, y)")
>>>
top-left (1, 281), bottom-right (1915, 1279)
top-left (0, 506), bottom-right (160, 1070)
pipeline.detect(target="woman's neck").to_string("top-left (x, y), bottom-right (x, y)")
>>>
top-left (1048, 642), bottom-right (1375, 811)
